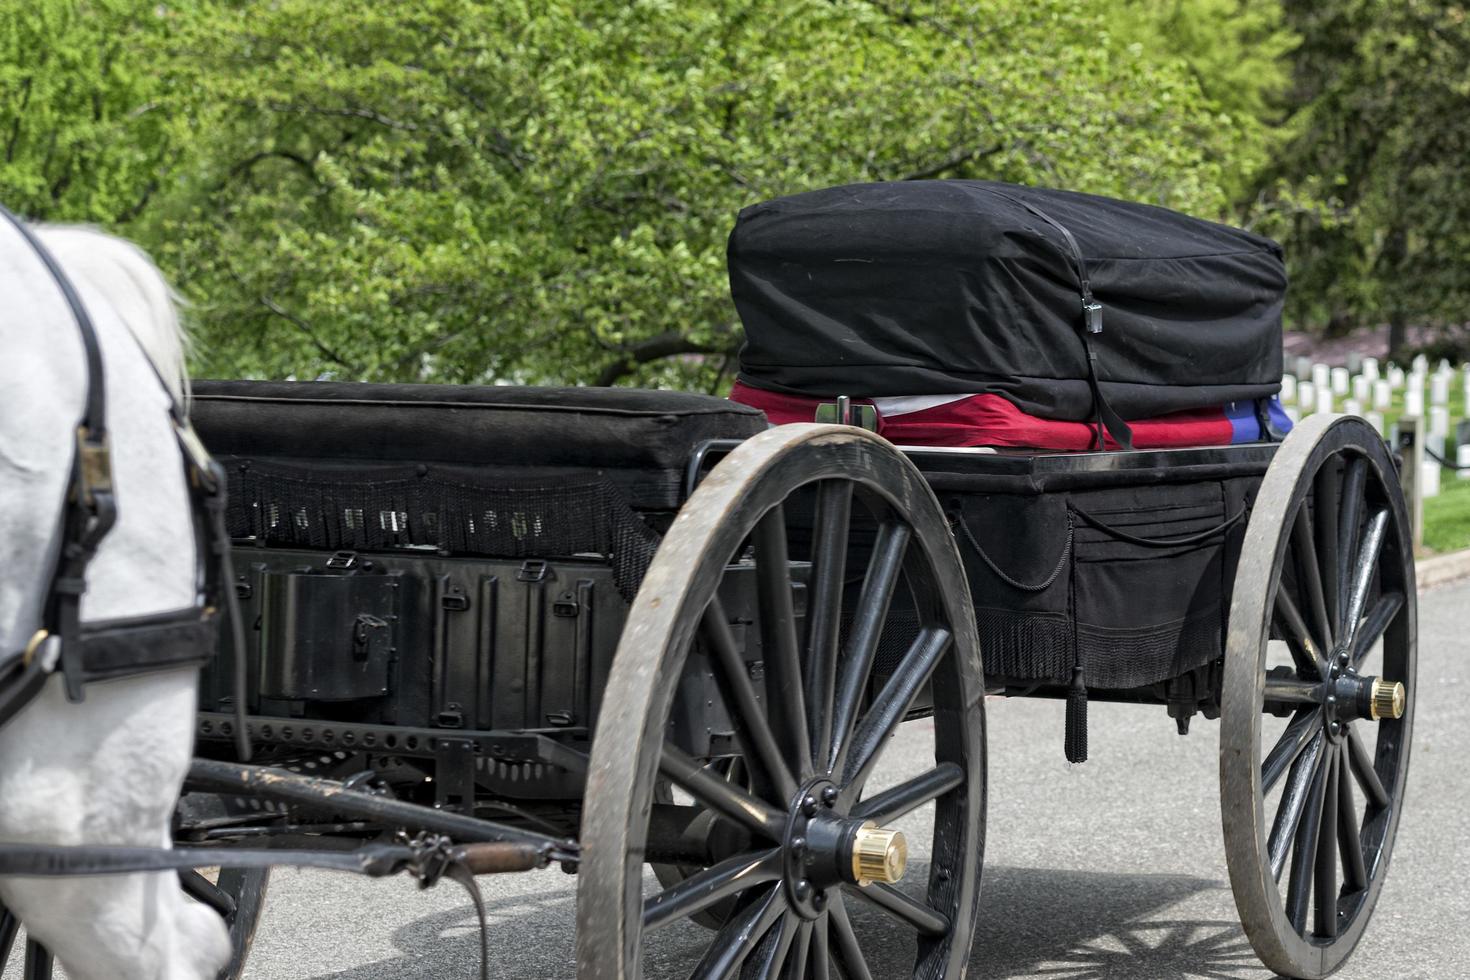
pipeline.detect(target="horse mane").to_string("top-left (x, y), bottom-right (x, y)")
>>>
top-left (31, 225), bottom-right (188, 407)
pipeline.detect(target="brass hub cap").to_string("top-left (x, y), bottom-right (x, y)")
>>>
top-left (850, 821), bottom-right (908, 886)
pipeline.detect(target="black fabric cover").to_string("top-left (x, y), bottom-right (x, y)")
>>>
top-left (191, 381), bottom-right (768, 511)
top-left (945, 471), bottom-right (1259, 690)
top-left (729, 180), bottom-right (1286, 421)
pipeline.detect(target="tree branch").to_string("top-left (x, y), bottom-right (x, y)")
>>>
top-left (594, 328), bottom-right (740, 387)
top-left (900, 143), bottom-right (1004, 181)
top-left (224, 150), bottom-right (322, 188)
top-left (257, 293), bottom-right (361, 374)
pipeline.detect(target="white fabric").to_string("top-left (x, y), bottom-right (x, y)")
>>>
top-left (0, 220), bottom-right (228, 979)
top-left (868, 392), bottom-right (982, 417)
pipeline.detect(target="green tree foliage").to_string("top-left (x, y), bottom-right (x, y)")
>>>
top-left (3, 0), bottom-right (1285, 387)
top-left (0, 0), bottom-right (176, 223)
top-left (1259, 0), bottom-right (1470, 353)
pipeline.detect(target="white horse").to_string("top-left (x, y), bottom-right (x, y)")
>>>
top-left (0, 219), bottom-right (231, 979)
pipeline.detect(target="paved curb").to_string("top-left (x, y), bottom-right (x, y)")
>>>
top-left (1417, 548), bottom-right (1470, 590)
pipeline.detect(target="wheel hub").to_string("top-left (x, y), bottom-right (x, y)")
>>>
top-left (781, 777), bottom-right (908, 919)
top-left (1319, 654), bottom-right (1406, 733)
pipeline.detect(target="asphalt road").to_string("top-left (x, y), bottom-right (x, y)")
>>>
top-left (15, 580), bottom-right (1466, 979)
top-left (218, 576), bottom-right (1467, 980)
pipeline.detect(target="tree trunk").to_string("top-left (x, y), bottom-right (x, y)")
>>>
top-left (1387, 311), bottom-right (1408, 361)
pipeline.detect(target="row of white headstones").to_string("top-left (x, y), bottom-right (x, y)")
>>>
top-left (1280, 353), bottom-right (1468, 497)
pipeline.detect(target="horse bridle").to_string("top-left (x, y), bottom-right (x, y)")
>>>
top-left (0, 204), bottom-right (249, 761)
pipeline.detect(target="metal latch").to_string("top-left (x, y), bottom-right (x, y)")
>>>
top-left (352, 614), bottom-right (388, 661)
top-left (326, 551), bottom-right (358, 570)
top-left (815, 395), bottom-right (878, 431)
top-left (441, 592), bottom-right (469, 612)
top-left (552, 592), bottom-right (579, 618)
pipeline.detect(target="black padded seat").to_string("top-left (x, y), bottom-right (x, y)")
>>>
top-left (191, 380), bottom-right (768, 510)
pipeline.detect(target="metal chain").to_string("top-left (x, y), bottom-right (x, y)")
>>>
top-left (950, 512), bottom-right (1073, 593)
top-left (1425, 445), bottom-right (1470, 472)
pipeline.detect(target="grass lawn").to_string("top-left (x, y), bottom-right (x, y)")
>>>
top-left (1422, 470), bottom-right (1470, 555)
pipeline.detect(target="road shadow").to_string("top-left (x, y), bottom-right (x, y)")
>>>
top-left (302, 863), bottom-right (1262, 980)
top-left (969, 865), bottom-right (1261, 979)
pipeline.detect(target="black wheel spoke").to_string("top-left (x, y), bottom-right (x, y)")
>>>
top-left (1346, 726), bottom-right (1390, 811)
top-left (827, 522), bottom-right (910, 774)
top-left (1342, 509), bottom-right (1390, 652)
top-left (827, 896), bottom-right (874, 980)
top-left (848, 882), bottom-right (950, 937)
top-left (1314, 463), bottom-right (1342, 633)
top-left (23, 939), bottom-right (52, 980)
top-left (779, 921), bottom-right (812, 980)
top-left (645, 849), bottom-right (783, 931)
top-left (0, 906), bottom-right (20, 964)
top-left (1313, 746), bottom-right (1340, 938)
top-left (1269, 734), bottom-right (1323, 881)
top-left (810, 916), bottom-right (830, 980)
top-left (1274, 588), bottom-right (1327, 679)
top-left (179, 868), bottom-right (237, 918)
top-left (841, 628), bottom-right (951, 792)
top-left (1262, 709), bottom-right (1323, 794)
top-left (702, 602), bottom-right (798, 802)
top-left (1335, 457), bottom-right (1368, 628)
top-left (1284, 741), bottom-right (1331, 933)
top-left (1351, 590), bottom-right (1405, 668)
top-left (1336, 750), bottom-right (1369, 895)
top-left (742, 911), bottom-right (798, 980)
top-left (1292, 511), bottom-right (1335, 657)
top-left (804, 481), bottom-right (852, 764)
top-left (755, 507), bottom-right (813, 780)
top-left (852, 762), bottom-right (965, 824)
top-left (690, 884), bottom-right (786, 980)
top-left (660, 742), bottom-right (786, 839)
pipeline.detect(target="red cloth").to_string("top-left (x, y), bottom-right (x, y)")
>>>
top-left (728, 381), bottom-right (1237, 450)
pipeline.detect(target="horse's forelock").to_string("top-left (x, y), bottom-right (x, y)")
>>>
top-left (31, 225), bottom-right (189, 407)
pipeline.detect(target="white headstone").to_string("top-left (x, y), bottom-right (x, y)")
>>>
top-left (1362, 358), bottom-right (1380, 382)
top-left (1432, 372), bottom-right (1450, 405)
top-left (1439, 358), bottom-right (1453, 376)
top-left (1298, 380), bottom-right (1316, 410)
top-left (1423, 458), bottom-right (1442, 498)
top-left (1458, 444), bottom-right (1470, 480)
top-left (1388, 366), bottom-right (1405, 388)
top-left (1331, 367), bottom-right (1350, 395)
top-left (1313, 363), bottom-right (1331, 390)
top-left (1344, 398), bottom-right (1363, 417)
top-left (1347, 351), bottom-right (1364, 374)
top-left (1413, 353), bottom-right (1429, 375)
top-left (1352, 375), bottom-right (1370, 403)
top-left (1316, 386), bottom-right (1334, 416)
top-left (1431, 406), bottom-right (1450, 440)
top-left (1366, 411), bottom-right (1385, 435)
top-left (1285, 405), bottom-right (1301, 424)
top-left (1295, 356), bottom-right (1312, 380)
top-left (1281, 375), bottom-right (1298, 403)
top-left (1373, 379), bottom-right (1392, 409)
top-left (1406, 388), bottom-right (1425, 417)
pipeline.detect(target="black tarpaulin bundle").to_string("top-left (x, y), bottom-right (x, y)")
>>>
top-left (728, 180), bottom-right (1287, 442)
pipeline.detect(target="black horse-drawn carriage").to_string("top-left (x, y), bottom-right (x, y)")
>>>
top-left (155, 374), bottom-right (1412, 980)
top-left (3, 182), bottom-right (1416, 980)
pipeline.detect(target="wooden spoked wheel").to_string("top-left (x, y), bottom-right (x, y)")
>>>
top-left (1222, 414), bottom-right (1416, 979)
top-left (576, 424), bottom-right (986, 980)
top-left (184, 866), bottom-right (270, 980)
top-left (0, 866), bottom-right (267, 980)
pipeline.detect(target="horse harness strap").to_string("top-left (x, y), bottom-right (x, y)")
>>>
top-left (0, 205), bottom-right (247, 758)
